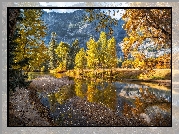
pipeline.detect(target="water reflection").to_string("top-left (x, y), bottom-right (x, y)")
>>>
top-left (121, 88), bottom-right (171, 126)
top-left (33, 74), bottom-right (171, 126)
top-left (86, 80), bottom-right (117, 110)
top-left (46, 79), bottom-right (117, 111)
top-left (28, 72), bottom-right (50, 80)
top-left (74, 78), bottom-right (87, 98)
top-left (48, 85), bottom-right (76, 105)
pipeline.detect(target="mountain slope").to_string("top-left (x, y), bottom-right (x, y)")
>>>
top-left (42, 9), bottom-right (126, 58)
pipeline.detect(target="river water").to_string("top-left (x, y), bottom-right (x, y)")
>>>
top-left (28, 72), bottom-right (171, 126)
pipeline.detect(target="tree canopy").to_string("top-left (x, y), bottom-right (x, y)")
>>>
top-left (55, 41), bottom-right (70, 70)
top-left (84, 9), bottom-right (118, 36)
top-left (75, 48), bottom-right (87, 71)
top-left (49, 32), bottom-right (58, 69)
top-left (122, 9), bottom-right (171, 60)
top-left (13, 9), bottom-right (48, 71)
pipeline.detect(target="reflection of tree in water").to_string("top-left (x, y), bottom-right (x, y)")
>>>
top-left (74, 78), bottom-right (87, 98)
top-left (47, 93), bottom-right (57, 112)
top-left (48, 85), bottom-right (76, 105)
top-left (122, 88), bottom-right (171, 126)
top-left (74, 79), bottom-right (117, 110)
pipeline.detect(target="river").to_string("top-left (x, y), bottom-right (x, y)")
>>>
top-left (28, 72), bottom-right (171, 126)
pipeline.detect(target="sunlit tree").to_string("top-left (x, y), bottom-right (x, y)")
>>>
top-left (55, 41), bottom-right (70, 70)
top-left (107, 37), bottom-right (118, 68)
top-left (13, 9), bottom-right (47, 71)
top-left (97, 31), bottom-right (108, 69)
top-left (122, 9), bottom-right (171, 64)
top-left (74, 48), bottom-right (87, 72)
top-left (86, 37), bottom-right (99, 69)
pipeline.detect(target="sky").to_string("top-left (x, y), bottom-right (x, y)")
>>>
top-left (39, 2), bottom-right (128, 20)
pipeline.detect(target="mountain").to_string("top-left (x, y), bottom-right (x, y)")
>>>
top-left (41, 9), bottom-right (126, 58)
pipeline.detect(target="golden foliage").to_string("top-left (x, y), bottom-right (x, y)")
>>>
top-left (75, 48), bottom-right (87, 70)
top-left (13, 9), bottom-right (48, 71)
top-left (122, 9), bottom-right (171, 69)
top-left (84, 9), bottom-right (118, 36)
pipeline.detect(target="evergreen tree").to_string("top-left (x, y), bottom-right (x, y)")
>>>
top-left (9, 9), bottom-right (23, 73)
top-left (9, 9), bottom-right (29, 91)
top-left (48, 32), bottom-right (58, 69)
top-left (68, 39), bottom-right (80, 69)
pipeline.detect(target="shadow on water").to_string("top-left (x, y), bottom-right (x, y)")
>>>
top-left (29, 72), bottom-right (171, 126)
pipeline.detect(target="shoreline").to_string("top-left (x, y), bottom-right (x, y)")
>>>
top-left (124, 79), bottom-right (171, 85)
top-left (9, 76), bottom-right (74, 126)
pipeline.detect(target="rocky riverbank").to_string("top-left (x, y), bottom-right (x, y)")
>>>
top-left (28, 75), bottom-right (74, 93)
top-left (9, 76), bottom-right (74, 126)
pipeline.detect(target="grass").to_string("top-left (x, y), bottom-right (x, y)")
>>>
top-left (65, 68), bottom-right (171, 81)
top-left (138, 69), bottom-right (171, 80)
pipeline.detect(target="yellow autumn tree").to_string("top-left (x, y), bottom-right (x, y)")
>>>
top-left (107, 37), bottom-right (118, 68)
top-left (74, 48), bottom-right (87, 72)
top-left (122, 8), bottom-right (171, 69)
top-left (97, 31), bottom-right (108, 69)
top-left (86, 37), bottom-right (99, 69)
top-left (13, 9), bottom-right (48, 71)
top-left (55, 41), bottom-right (70, 71)
top-left (74, 78), bottom-right (86, 98)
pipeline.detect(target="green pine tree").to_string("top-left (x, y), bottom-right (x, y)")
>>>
top-left (48, 32), bottom-right (58, 69)
top-left (68, 39), bottom-right (80, 69)
top-left (9, 9), bottom-right (30, 91)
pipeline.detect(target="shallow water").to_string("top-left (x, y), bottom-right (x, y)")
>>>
top-left (29, 72), bottom-right (171, 126)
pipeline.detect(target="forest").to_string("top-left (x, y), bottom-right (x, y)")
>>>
top-left (9, 8), bottom-right (171, 90)
top-left (8, 8), bottom-right (171, 127)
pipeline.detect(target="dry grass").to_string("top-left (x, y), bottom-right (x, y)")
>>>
top-left (66, 68), bottom-right (171, 80)
top-left (138, 69), bottom-right (171, 80)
